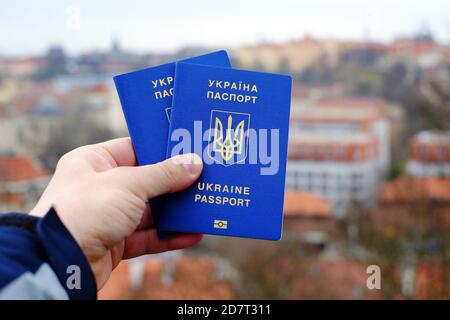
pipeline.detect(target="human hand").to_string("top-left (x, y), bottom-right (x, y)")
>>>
top-left (30, 137), bottom-right (203, 289)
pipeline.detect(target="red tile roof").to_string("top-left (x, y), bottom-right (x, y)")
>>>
top-left (381, 177), bottom-right (450, 204)
top-left (284, 190), bottom-right (331, 218)
top-left (99, 257), bottom-right (235, 300)
top-left (416, 263), bottom-right (450, 299)
top-left (0, 193), bottom-right (24, 204)
top-left (383, 40), bottom-right (438, 56)
top-left (88, 84), bottom-right (110, 94)
top-left (289, 258), bottom-right (382, 299)
top-left (0, 156), bottom-right (48, 182)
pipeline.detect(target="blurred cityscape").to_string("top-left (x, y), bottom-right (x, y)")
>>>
top-left (0, 27), bottom-right (449, 299)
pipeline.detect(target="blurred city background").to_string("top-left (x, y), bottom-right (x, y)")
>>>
top-left (0, 1), bottom-right (448, 299)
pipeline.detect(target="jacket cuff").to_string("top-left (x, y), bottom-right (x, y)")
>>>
top-left (35, 208), bottom-right (97, 300)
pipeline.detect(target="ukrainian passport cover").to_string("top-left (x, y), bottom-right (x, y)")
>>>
top-left (157, 63), bottom-right (292, 240)
top-left (113, 50), bottom-right (231, 166)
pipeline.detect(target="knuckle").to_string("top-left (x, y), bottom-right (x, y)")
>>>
top-left (55, 146), bottom-right (85, 169)
top-left (55, 150), bottom-right (76, 169)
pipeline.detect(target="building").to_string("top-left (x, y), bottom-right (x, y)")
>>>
top-left (61, 82), bottom-right (127, 136)
top-left (0, 155), bottom-right (49, 211)
top-left (381, 176), bottom-right (450, 205)
top-left (0, 108), bottom-right (22, 153)
top-left (0, 57), bottom-right (44, 79)
top-left (286, 98), bottom-right (390, 217)
top-left (20, 95), bottom-right (66, 151)
top-left (379, 176), bottom-right (450, 232)
top-left (289, 258), bottom-right (382, 299)
top-left (233, 37), bottom-right (348, 73)
top-left (407, 130), bottom-right (450, 178)
top-left (98, 254), bottom-right (236, 300)
top-left (1, 80), bottom-right (127, 158)
top-left (284, 190), bottom-right (331, 218)
top-left (292, 98), bottom-right (390, 171)
top-left (283, 190), bottom-right (336, 251)
top-left (375, 177), bottom-right (450, 299)
top-left (381, 38), bottom-right (446, 70)
top-left (287, 132), bottom-right (381, 217)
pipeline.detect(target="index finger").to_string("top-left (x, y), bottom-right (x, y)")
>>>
top-left (98, 137), bottom-right (137, 167)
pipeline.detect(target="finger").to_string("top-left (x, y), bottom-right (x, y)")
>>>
top-left (122, 229), bottom-right (203, 259)
top-left (135, 204), bottom-right (154, 230)
top-left (112, 153), bottom-right (203, 199)
top-left (97, 137), bottom-right (137, 167)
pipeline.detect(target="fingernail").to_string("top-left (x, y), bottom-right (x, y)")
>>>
top-left (177, 153), bottom-right (202, 174)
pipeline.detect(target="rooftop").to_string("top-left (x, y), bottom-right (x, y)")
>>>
top-left (289, 258), bottom-right (382, 299)
top-left (284, 190), bottom-right (331, 218)
top-left (0, 193), bottom-right (23, 204)
top-left (383, 39), bottom-right (439, 56)
top-left (413, 130), bottom-right (450, 146)
top-left (0, 156), bottom-right (48, 182)
top-left (381, 177), bottom-right (450, 204)
top-left (98, 257), bottom-right (235, 300)
top-left (289, 131), bottom-right (376, 145)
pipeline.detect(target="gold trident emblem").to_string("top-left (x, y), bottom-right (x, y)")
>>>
top-left (212, 114), bottom-right (245, 161)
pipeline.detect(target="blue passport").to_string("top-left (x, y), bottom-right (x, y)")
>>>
top-left (113, 51), bottom-right (231, 166)
top-left (113, 51), bottom-right (231, 237)
top-left (157, 63), bottom-right (292, 240)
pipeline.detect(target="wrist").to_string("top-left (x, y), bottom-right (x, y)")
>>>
top-left (35, 207), bottom-right (98, 299)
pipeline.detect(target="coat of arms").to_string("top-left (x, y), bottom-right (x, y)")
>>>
top-left (208, 110), bottom-right (250, 166)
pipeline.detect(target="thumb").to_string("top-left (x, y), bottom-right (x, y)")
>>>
top-left (111, 153), bottom-right (203, 199)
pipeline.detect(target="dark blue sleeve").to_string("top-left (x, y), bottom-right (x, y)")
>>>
top-left (0, 208), bottom-right (97, 300)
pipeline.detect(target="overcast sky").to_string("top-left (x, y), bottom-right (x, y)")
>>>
top-left (1, 0), bottom-right (449, 56)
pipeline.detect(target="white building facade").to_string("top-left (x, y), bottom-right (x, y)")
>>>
top-left (407, 130), bottom-right (450, 178)
top-left (286, 99), bottom-right (390, 217)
